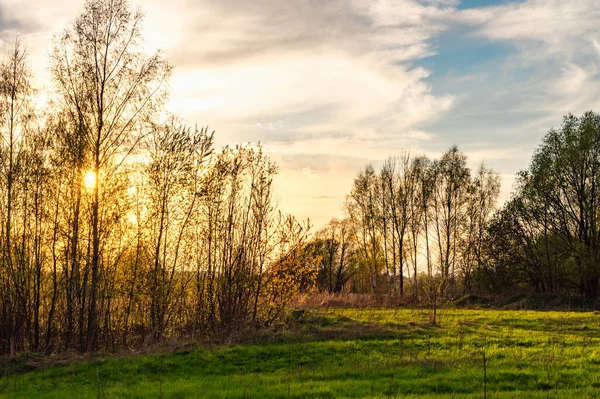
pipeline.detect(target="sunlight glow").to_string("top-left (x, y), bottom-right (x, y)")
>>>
top-left (127, 212), bottom-right (138, 225)
top-left (83, 170), bottom-right (97, 190)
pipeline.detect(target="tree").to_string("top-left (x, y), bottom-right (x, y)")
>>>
top-left (407, 156), bottom-right (430, 299)
top-left (145, 118), bottom-right (213, 342)
top-left (461, 164), bottom-right (500, 292)
top-left (381, 154), bottom-right (413, 296)
top-left (51, 0), bottom-right (170, 351)
top-left (430, 146), bottom-right (470, 297)
top-left (0, 40), bottom-right (35, 355)
top-left (312, 218), bottom-right (355, 293)
top-left (484, 112), bottom-right (600, 298)
top-left (348, 165), bottom-right (381, 293)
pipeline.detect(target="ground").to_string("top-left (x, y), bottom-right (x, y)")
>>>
top-left (1, 308), bottom-right (600, 398)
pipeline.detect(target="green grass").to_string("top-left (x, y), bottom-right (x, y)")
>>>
top-left (2, 308), bottom-right (600, 398)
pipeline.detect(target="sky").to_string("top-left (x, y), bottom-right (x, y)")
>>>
top-left (1, 0), bottom-right (600, 228)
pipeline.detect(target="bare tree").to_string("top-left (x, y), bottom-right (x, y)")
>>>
top-left (461, 164), bottom-right (500, 292)
top-left (51, 0), bottom-right (170, 351)
top-left (145, 118), bottom-right (212, 342)
top-left (348, 165), bottom-right (381, 293)
top-left (0, 40), bottom-right (35, 355)
top-left (431, 146), bottom-right (470, 297)
top-left (313, 218), bottom-right (355, 293)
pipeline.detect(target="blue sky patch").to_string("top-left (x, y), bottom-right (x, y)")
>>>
top-left (455, 0), bottom-right (522, 10)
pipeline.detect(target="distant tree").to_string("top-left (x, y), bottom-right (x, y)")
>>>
top-left (347, 165), bottom-right (381, 293)
top-left (311, 218), bottom-right (355, 293)
top-left (381, 153), bottom-right (413, 296)
top-left (430, 146), bottom-right (471, 297)
top-left (461, 164), bottom-right (500, 292)
top-left (338, 146), bottom-right (500, 309)
top-left (407, 156), bottom-right (431, 299)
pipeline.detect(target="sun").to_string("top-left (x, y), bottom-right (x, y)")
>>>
top-left (83, 170), bottom-right (97, 190)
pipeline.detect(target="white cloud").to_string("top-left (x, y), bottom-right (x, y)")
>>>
top-left (467, 1), bottom-right (600, 121)
top-left (477, 1), bottom-right (599, 44)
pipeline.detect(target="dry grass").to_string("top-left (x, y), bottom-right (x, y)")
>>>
top-left (296, 291), bottom-right (418, 309)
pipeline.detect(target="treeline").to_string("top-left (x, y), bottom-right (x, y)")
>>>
top-left (487, 112), bottom-right (600, 298)
top-left (0, 0), bottom-right (315, 356)
top-left (310, 113), bottom-right (600, 307)
top-left (308, 148), bottom-right (500, 306)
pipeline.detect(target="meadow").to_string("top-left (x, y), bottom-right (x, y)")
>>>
top-left (1, 307), bottom-right (600, 398)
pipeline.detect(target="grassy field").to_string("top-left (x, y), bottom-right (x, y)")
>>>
top-left (1, 308), bottom-right (600, 398)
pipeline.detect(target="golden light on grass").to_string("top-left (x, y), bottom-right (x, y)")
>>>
top-left (83, 170), bottom-right (97, 190)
